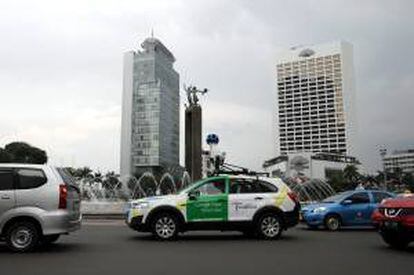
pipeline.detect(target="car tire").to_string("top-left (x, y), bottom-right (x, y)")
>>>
top-left (324, 214), bottom-right (341, 231)
top-left (255, 213), bottom-right (283, 240)
top-left (151, 212), bottom-right (179, 241)
top-left (5, 221), bottom-right (40, 253)
top-left (381, 232), bottom-right (410, 249)
top-left (40, 234), bottom-right (60, 245)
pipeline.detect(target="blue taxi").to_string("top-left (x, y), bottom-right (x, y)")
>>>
top-left (301, 189), bottom-right (394, 230)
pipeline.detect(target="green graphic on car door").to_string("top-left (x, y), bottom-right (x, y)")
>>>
top-left (186, 178), bottom-right (228, 222)
top-left (186, 193), bottom-right (228, 221)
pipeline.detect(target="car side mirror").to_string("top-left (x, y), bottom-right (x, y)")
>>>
top-left (188, 190), bottom-right (200, 200)
top-left (342, 199), bottom-right (352, 205)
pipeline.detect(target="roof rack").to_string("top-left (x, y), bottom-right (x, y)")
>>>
top-left (211, 163), bottom-right (269, 177)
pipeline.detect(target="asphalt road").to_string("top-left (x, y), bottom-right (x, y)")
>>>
top-left (1, 221), bottom-right (413, 275)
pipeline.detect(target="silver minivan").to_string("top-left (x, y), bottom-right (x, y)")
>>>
top-left (0, 164), bottom-right (81, 252)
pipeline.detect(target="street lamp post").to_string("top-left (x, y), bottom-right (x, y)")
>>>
top-left (379, 148), bottom-right (387, 190)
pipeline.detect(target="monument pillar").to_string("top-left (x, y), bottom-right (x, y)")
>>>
top-left (184, 86), bottom-right (208, 181)
top-left (185, 105), bottom-right (202, 181)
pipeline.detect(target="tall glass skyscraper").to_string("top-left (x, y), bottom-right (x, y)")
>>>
top-left (120, 37), bottom-right (180, 177)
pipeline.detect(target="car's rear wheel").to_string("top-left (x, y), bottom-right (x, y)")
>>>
top-left (381, 231), bottom-right (410, 249)
top-left (324, 215), bottom-right (341, 231)
top-left (256, 213), bottom-right (283, 240)
top-left (40, 234), bottom-right (60, 245)
top-left (5, 221), bottom-right (40, 252)
top-left (151, 213), bottom-right (179, 240)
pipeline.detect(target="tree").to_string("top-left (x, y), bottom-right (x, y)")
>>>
top-left (343, 164), bottom-right (360, 186)
top-left (92, 171), bottom-right (103, 183)
top-left (402, 173), bottom-right (414, 192)
top-left (1, 142), bottom-right (47, 164)
top-left (64, 167), bottom-right (77, 177)
top-left (393, 167), bottom-right (403, 182)
top-left (326, 169), bottom-right (346, 192)
top-left (102, 171), bottom-right (119, 189)
top-left (0, 148), bottom-right (12, 163)
top-left (75, 167), bottom-right (93, 179)
top-left (374, 170), bottom-right (385, 183)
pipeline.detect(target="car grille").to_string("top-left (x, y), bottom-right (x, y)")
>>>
top-left (379, 207), bottom-right (414, 217)
top-left (401, 208), bottom-right (414, 216)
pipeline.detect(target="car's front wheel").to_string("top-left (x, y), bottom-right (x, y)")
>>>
top-left (5, 221), bottom-right (40, 252)
top-left (324, 215), bottom-right (341, 231)
top-left (381, 231), bottom-right (410, 249)
top-left (151, 213), bottom-right (179, 240)
top-left (255, 213), bottom-right (283, 240)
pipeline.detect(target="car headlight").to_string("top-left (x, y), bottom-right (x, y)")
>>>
top-left (313, 207), bottom-right (327, 214)
top-left (131, 202), bottom-right (150, 209)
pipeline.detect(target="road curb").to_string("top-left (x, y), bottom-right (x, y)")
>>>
top-left (82, 214), bottom-right (124, 220)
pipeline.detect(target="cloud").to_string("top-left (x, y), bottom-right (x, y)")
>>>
top-left (0, 0), bottom-right (413, 174)
top-left (203, 100), bottom-right (273, 169)
top-left (0, 104), bottom-right (121, 172)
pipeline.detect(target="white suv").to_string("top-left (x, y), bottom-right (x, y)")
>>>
top-left (126, 175), bottom-right (300, 240)
top-left (0, 164), bottom-right (81, 252)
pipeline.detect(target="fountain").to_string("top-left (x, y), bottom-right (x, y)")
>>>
top-left (181, 171), bottom-right (192, 190)
top-left (131, 172), bottom-right (158, 198)
top-left (79, 171), bottom-right (193, 216)
top-left (284, 177), bottom-right (336, 203)
top-left (158, 173), bottom-right (177, 196)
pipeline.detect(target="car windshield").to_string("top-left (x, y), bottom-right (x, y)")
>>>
top-left (322, 191), bottom-right (352, 203)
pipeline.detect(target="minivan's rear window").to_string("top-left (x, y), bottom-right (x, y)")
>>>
top-left (16, 169), bottom-right (47, 189)
top-left (0, 169), bottom-right (14, 190)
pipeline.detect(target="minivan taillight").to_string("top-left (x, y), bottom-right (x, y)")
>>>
top-left (288, 191), bottom-right (299, 204)
top-left (59, 184), bottom-right (68, 209)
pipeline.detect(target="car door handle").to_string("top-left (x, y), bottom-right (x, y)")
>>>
top-left (1, 195), bottom-right (11, 200)
top-left (254, 197), bottom-right (263, 200)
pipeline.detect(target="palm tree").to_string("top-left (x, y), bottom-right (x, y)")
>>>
top-left (393, 167), bottom-right (403, 182)
top-left (343, 164), bottom-right (360, 185)
top-left (76, 167), bottom-right (93, 179)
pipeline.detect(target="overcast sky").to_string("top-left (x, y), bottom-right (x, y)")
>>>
top-left (0, 0), bottom-right (413, 174)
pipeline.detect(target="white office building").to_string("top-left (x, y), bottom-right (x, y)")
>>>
top-left (263, 152), bottom-right (362, 181)
top-left (120, 37), bottom-right (180, 178)
top-left (383, 149), bottom-right (414, 175)
top-left (275, 41), bottom-right (357, 157)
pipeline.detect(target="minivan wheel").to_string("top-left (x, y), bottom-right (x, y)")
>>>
top-left (151, 213), bottom-right (179, 240)
top-left (256, 213), bottom-right (283, 240)
top-left (40, 234), bottom-right (60, 245)
top-left (6, 221), bottom-right (40, 252)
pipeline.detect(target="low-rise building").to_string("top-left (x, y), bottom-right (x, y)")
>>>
top-left (263, 152), bottom-right (361, 180)
top-left (383, 149), bottom-right (414, 176)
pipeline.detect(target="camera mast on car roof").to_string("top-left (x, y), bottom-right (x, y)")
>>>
top-left (214, 162), bottom-right (270, 177)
